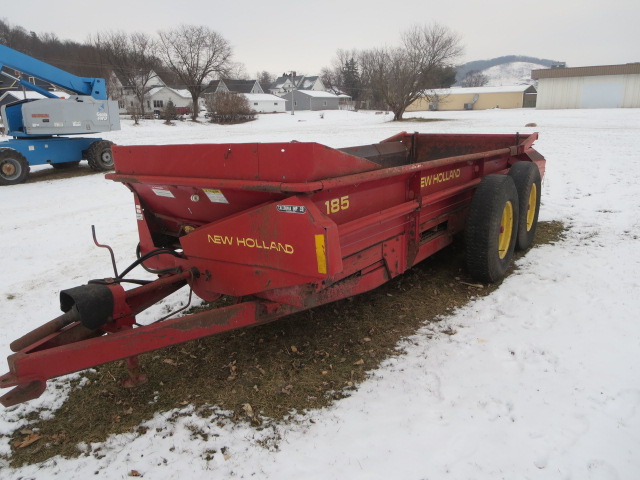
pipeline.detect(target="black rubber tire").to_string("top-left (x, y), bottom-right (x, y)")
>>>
top-left (86, 140), bottom-right (115, 172)
top-left (465, 174), bottom-right (519, 283)
top-left (0, 148), bottom-right (30, 186)
top-left (51, 161), bottom-right (81, 169)
top-left (508, 162), bottom-right (542, 250)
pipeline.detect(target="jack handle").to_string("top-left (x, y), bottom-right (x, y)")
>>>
top-left (92, 225), bottom-right (119, 278)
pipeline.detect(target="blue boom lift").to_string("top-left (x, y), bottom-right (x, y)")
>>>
top-left (0, 44), bottom-right (120, 185)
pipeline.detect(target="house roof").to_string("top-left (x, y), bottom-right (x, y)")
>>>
top-left (295, 90), bottom-right (338, 98)
top-left (425, 85), bottom-right (536, 96)
top-left (222, 79), bottom-right (260, 94)
top-left (297, 76), bottom-right (320, 90)
top-left (147, 86), bottom-right (191, 99)
top-left (271, 76), bottom-right (295, 89)
top-left (532, 63), bottom-right (640, 80)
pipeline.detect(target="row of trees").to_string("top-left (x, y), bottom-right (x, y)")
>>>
top-left (2, 18), bottom-right (468, 122)
top-left (321, 24), bottom-right (463, 120)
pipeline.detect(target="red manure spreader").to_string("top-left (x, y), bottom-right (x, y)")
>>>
top-left (1, 132), bottom-right (545, 406)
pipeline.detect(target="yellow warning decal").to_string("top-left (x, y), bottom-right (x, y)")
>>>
top-left (315, 234), bottom-right (327, 274)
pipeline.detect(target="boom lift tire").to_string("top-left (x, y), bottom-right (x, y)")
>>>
top-left (0, 148), bottom-right (29, 186)
top-left (86, 140), bottom-right (115, 172)
top-left (508, 162), bottom-right (541, 250)
top-left (51, 161), bottom-right (81, 169)
top-left (465, 174), bottom-right (519, 283)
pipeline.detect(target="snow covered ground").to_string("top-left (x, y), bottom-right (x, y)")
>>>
top-left (1, 108), bottom-right (639, 479)
top-left (482, 61), bottom-right (545, 87)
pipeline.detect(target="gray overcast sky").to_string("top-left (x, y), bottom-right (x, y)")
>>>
top-left (4, 0), bottom-right (639, 75)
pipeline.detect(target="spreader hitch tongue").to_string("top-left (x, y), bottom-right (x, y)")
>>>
top-left (8, 283), bottom-right (115, 353)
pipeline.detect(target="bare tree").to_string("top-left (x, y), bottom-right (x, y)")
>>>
top-left (362, 23), bottom-right (463, 120)
top-left (460, 70), bottom-right (489, 87)
top-left (257, 71), bottom-right (275, 90)
top-left (157, 25), bottom-right (232, 121)
top-left (94, 31), bottom-right (159, 123)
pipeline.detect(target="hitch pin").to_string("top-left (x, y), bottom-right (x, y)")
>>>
top-left (91, 225), bottom-right (119, 278)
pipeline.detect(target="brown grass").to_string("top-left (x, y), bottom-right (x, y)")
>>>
top-left (4, 221), bottom-right (566, 467)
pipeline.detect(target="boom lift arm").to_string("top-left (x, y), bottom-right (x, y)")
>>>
top-left (0, 44), bottom-right (120, 185)
top-left (0, 44), bottom-right (108, 99)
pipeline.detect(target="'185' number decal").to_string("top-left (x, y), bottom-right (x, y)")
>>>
top-left (325, 195), bottom-right (350, 215)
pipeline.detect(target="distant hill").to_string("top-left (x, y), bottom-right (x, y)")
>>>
top-left (456, 55), bottom-right (561, 86)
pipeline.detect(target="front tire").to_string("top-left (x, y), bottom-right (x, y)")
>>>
top-left (508, 162), bottom-right (541, 250)
top-left (86, 140), bottom-right (115, 172)
top-left (465, 174), bottom-right (519, 283)
top-left (0, 148), bottom-right (30, 186)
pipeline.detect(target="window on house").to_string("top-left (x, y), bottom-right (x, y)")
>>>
top-left (254, 103), bottom-right (258, 106)
top-left (294, 101), bottom-right (297, 106)
top-left (147, 101), bottom-right (151, 108)
top-left (274, 102), bottom-right (278, 105)
top-left (323, 101), bottom-right (327, 106)
top-left (118, 100), bottom-right (125, 109)
top-left (153, 100), bottom-right (164, 108)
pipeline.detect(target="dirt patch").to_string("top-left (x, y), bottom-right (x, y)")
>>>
top-left (398, 117), bottom-right (450, 123)
top-left (4, 221), bottom-right (565, 466)
top-left (25, 164), bottom-right (106, 184)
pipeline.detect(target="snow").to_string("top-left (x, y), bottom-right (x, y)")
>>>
top-left (1, 107), bottom-right (639, 479)
top-left (482, 61), bottom-right (546, 87)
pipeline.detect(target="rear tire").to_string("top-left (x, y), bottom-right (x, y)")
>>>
top-left (0, 148), bottom-right (29, 186)
top-left (51, 161), bottom-right (81, 169)
top-left (465, 174), bottom-right (519, 283)
top-left (86, 140), bottom-right (115, 172)
top-left (508, 162), bottom-right (541, 250)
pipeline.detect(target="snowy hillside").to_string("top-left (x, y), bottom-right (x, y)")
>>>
top-left (1, 108), bottom-right (639, 479)
top-left (483, 61), bottom-right (546, 86)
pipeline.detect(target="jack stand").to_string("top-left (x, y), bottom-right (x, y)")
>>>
top-left (121, 356), bottom-right (148, 388)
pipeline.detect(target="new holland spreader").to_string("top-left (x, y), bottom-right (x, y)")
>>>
top-left (0, 132), bottom-right (545, 406)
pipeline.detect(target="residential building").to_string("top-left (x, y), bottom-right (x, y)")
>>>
top-left (244, 93), bottom-right (286, 113)
top-left (269, 73), bottom-right (326, 96)
top-left (281, 90), bottom-right (340, 111)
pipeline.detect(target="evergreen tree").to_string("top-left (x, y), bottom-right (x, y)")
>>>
top-left (342, 58), bottom-right (361, 101)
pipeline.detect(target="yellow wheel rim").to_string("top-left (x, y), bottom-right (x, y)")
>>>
top-left (526, 184), bottom-right (537, 232)
top-left (498, 201), bottom-right (514, 259)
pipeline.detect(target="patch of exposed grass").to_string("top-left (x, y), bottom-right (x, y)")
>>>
top-left (397, 117), bottom-right (450, 123)
top-left (4, 221), bottom-right (566, 466)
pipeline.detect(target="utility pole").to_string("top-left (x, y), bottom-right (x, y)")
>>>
top-left (289, 71), bottom-right (296, 115)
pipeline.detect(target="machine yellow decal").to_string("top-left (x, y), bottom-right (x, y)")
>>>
top-left (420, 168), bottom-right (461, 188)
top-left (324, 195), bottom-right (350, 215)
top-left (207, 234), bottom-right (294, 254)
top-left (315, 234), bottom-right (327, 274)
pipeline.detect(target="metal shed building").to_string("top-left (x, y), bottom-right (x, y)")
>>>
top-left (407, 85), bottom-right (537, 112)
top-left (532, 64), bottom-right (640, 109)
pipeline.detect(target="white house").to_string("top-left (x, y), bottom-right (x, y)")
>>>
top-left (243, 93), bottom-right (286, 113)
top-left (146, 86), bottom-right (194, 114)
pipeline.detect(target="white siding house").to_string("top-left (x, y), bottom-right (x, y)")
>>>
top-left (244, 94), bottom-right (286, 113)
top-left (146, 87), bottom-right (195, 114)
